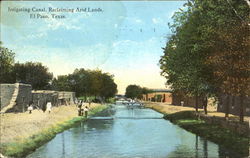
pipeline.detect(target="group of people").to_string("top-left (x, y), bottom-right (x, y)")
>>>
top-left (27, 99), bottom-right (90, 118)
top-left (27, 101), bottom-right (52, 114)
top-left (77, 100), bottom-right (89, 118)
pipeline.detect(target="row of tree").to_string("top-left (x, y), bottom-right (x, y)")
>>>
top-left (0, 43), bottom-right (53, 90)
top-left (125, 85), bottom-right (151, 99)
top-left (159, 0), bottom-right (249, 122)
top-left (52, 69), bottom-right (117, 100)
top-left (0, 42), bottom-right (117, 100)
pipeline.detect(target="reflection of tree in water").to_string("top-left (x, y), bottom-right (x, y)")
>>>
top-left (166, 144), bottom-right (197, 158)
top-left (202, 137), bottom-right (208, 158)
top-left (167, 131), bottom-right (246, 158)
top-left (92, 107), bottom-right (116, 117)
top-left (218, 145), bottom-right (244, 158)
top-left (86, 120), bottom-right (114, 130)
top-left (69, 107), bottom-right (115, 138)
top-left (195, 135), bottom-right (198, 158)
top-left (70, 120), bottom-right (114, 137)
top-left (62, 132), bottom-right (65, 158)
top-left (166, 135), bottom-right (211, 158)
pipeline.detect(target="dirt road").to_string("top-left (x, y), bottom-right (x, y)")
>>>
top-left (0, 103), bottom-right (100, 144)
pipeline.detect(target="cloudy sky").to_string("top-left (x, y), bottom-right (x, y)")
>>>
top-left (1, 1), bottom-right (186, 94)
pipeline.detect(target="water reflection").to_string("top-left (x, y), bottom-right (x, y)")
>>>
top-left (166, 134), bottom-right (217, 158)
top-left (202, 138), bottom-right (208, 158)
top-left (195, 135), bottom-right (199, 158)
top-left (27, 105), bottom-right (245, 158)
top-left (62, 133), bottom-right (65, 158)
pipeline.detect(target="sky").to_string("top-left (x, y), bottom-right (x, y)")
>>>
top-left (1, 1), bottom-right (186, 94)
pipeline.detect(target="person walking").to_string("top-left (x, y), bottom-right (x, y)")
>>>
top-left (46, 101), bottom-right (52, 113)
top-left (88, 99), bottom-right (91, 106)
top-left (75, 98), bottom-right (78, 105)
top-left (181, 101), bottom-right (184, 107)
top-left (42, 102), bottom-right (46, 113)
top-left (78, 102), bottom-right (82, 116)
top-left (27, 102), bottom-right (33, 114)
top-left (81, 101), bottom-right (85, 116)
top-left (84, 106), bottom-right (89, 118)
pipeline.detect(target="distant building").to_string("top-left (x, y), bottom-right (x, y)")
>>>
top-left (142, 88), bottom-right (250, 116)
top-left (57, 91), bottom-right (76, 105)
top-left (0, 83), bottom-right (32, 113)
top-left (142, 88), bottom-right (204, 108)
top-left (115, 94), bottom-right (126, 100)
top-left (32, 90), bottom-right (58, 110)
top-left (0, 83), bottom-right (75, 113)
top-left (142, 89), bottom-right (172, 104)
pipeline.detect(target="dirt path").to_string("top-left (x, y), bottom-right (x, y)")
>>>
top-left (144, 102), bottom-right (250, 123)
top-left (0, 103), bottom-right (101, 144)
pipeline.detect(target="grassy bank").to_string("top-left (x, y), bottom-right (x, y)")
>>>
top-left (163, 111), bottom-right (249, 157)
top-left (0, 105), bottom-right (108, 158)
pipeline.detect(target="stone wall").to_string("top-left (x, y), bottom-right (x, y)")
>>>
top-left (32, 91), bottom-right (75, 110)
top-left (0, 84), bottom-right (15, 110)
top-left (14, 84), bottom-right (32, 112)
top-left (143, 91), bottom-right (205, 108)
top-left (0, 83), bottom-right (76, 113)
top-left (5, 83), bottom-right (32, 113)
top-left (172, 93), bottom-right (204, 108)
top-left (58, 91), bottom-right (76, 105)
top-left (142, 92), bottom-right (172, 103)
top-left (32, 90), bottom-right (58, 110)
top-left (163, 92), bottom-right (172, 103)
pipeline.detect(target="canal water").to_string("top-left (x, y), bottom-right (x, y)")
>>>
top-left (27, 104), bottom-right (237, 158)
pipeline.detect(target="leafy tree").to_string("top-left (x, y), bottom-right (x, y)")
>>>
top-left (0, 43), bottom-right (118, 102)
top-left (125, 85), bottom-right (152, 99)
top-left (160, 1), bottom-right (215, 113)
top-left (0, 42), bottom-right (15, 83)
top-left (207, 20), bottom-right (250, 121)
top-left (159, 0), bottom-right (249, 121)
top-left (89, 69), bottom-right (103, 97)
top-left (14, 62), bottom-right (53, 90)
top-left (51, 75), bottom-right (71, 91)
top-left (99, 73), bottom-right (117, 100)
top-left (70, 68), bottom-right (92, 98)
top-left (195, 0), bottom-right (249, 121)
top-left (125, 85), bottom-right (143, 99)
top-left (141, 87), bottom-right (152, 94)
top-left (52, 68), bottom-right (118, 100)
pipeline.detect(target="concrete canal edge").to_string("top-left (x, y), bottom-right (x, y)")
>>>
top-left (148, 106), bottom-right (249, 157)
top-left (0, 105), bottom-right (109, 158)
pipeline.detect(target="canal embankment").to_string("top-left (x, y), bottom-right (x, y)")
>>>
top-left (145, 102), bottom-right (249, 157)
top-left (0, 103), bottom-right (108, 158)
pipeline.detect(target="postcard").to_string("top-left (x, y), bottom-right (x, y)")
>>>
top-left (1, 0), bottom-right (249, 158)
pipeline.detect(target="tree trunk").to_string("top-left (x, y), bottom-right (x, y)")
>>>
top-left (225, 95), bottom-right (230, 118)
top-left (84, 95), bottom-right (87, 102)
top-left (203, 97), bottom-right (208, 115)
top-left (239, 95), bottom-right (244, 123)
top-left (195, 94), bottom-right (198, 112)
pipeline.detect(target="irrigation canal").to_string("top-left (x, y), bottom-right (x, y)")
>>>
top-left (27, 104), bottom-right (237, 158)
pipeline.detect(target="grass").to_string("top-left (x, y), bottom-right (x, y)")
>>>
top-left (0, 105), bottom-right (108, 158)
top-left (164, 111), bottom-right (249, 157)
top-left (106, 98), bottom-right (116, 104)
